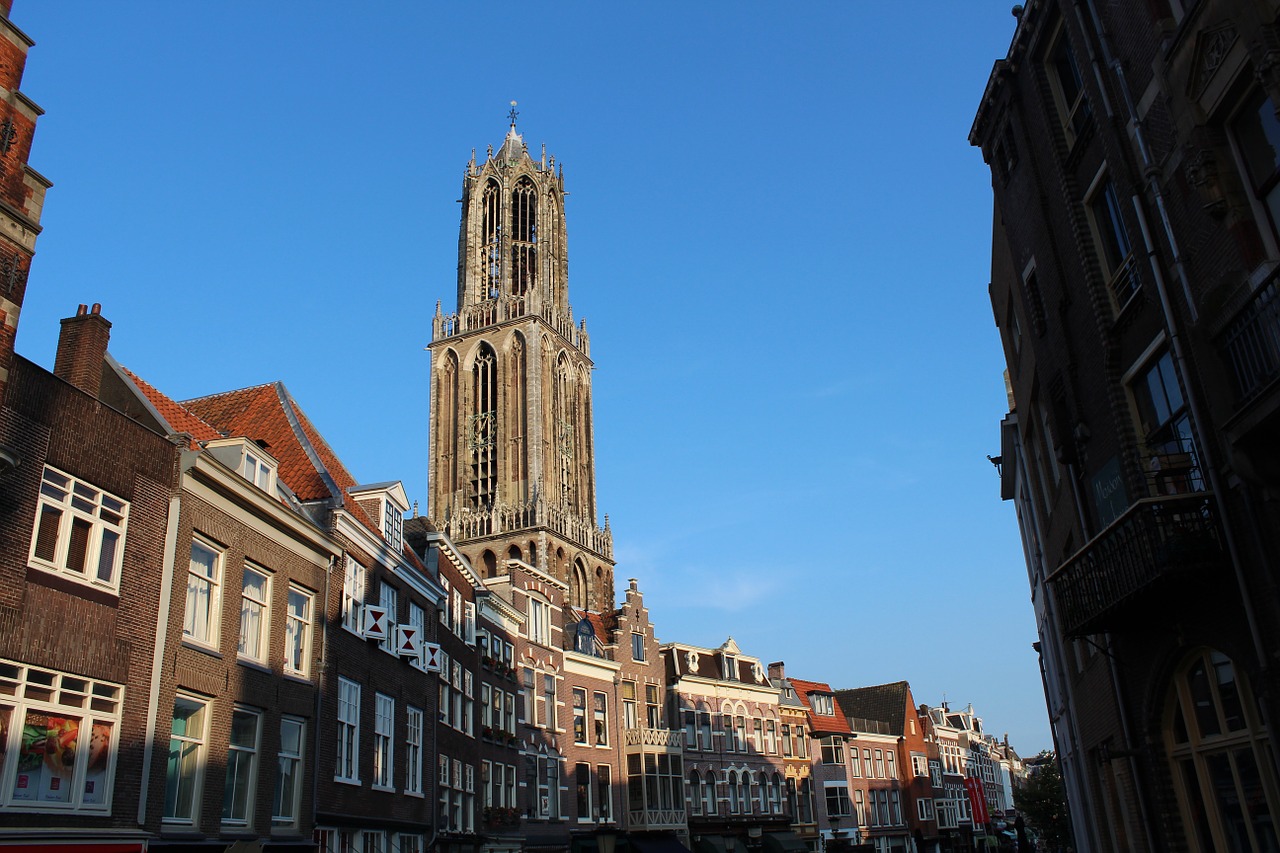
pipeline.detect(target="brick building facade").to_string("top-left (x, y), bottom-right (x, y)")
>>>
top-left (973, 0), bottom-right (1280, 849)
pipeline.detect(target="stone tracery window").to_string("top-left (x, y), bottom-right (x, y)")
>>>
top-left (479, 179), bottom-right (501, 302)
top-left (509, 334), bottom-right (528, 501)
top-left (439, 350), bottom-right (460, 500)
top-left (469, 344), bottom-right (498, 509)
top-left (1167, 648), bottom-right (1280, 851)
top-left (511, 177), bottom-right (537, 297)
top-left (572, 558), bottom-right (589, 610)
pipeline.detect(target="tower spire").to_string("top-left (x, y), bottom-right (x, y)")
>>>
top-left (508, 100), bottom-right (519, 130)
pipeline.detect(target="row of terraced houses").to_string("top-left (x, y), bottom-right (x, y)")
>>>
top-left (0, 5), bottom-right (1028, 853)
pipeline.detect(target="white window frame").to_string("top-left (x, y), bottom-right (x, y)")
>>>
top-left (406, 705), bottom-right (423, 795)
top-left (378, 581), bottom-right (398, 655)
top-left (185, 537), bottom-right (223, 649)
top-left (408, 602), bottom-right (426, 669)
top-left (336, 677), bottom-right (361, 784)
top-left (341, 555), bottom-right (365, 634)
top-left (384, 498), bottom-right (403, 552)
top-left (242, 449), bottom-right (275, 492)
top-left (374, 693), bottom-right (394, 790)
top-left (273, 716), bottom-right (305, 827)
top-left (164, 693), bottom-right (209, 824)
top-left (529, 596), bottom-right (551, 646)
top-left (222, 706), bottom-right (262, 826)
top-left (0, 659), bottom-right (123, 814)
top-left (27, 465), bottom-right (129, 592)
top-left (285, 584), bottom-right (313, 678)
top-left (238, 564), bottom-right (271, 665)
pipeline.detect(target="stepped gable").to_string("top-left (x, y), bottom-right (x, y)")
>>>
top-left (119, 366), bottom-right (223, 448)
top-left (789, 678), bottom-right (854, 735)
top-left (183, 382), bottom-right (357, 503)
top-left (834, 681), bottom-right (911, 731)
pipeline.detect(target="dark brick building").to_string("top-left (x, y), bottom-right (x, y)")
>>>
top-left (973, 0), bottom-right (1280, 849)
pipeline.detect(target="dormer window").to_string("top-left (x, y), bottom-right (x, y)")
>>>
top-left (206, 438), bottom-right (278, 496)
top-left (722, 654), bottom-right (737, 681)
top-left (348, 482), bottom-right (410, 551)
top-left (384, 500), bottom-right (403, 552)
top-left (811, 694), bottom-right (835, 716)
top-left (243, 449), bottom-right (272, 490)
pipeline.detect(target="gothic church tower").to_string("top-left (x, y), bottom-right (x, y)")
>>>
top-left (429, 109), bottom-right (614, 614)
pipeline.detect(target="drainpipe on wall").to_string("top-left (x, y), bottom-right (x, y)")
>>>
top-left (313, 552), bottom-right (337, 844)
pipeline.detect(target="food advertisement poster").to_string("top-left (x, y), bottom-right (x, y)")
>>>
top-left (13, 712), bottom-right (79, 803)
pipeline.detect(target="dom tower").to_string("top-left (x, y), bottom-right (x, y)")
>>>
top-left (429, 109), bottom-right (614, 614)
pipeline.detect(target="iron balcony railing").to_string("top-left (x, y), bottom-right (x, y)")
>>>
top-left (1049, 492), bottom-right (1223, 637)
top-left (1217, 270), bottom-right (1280, 405)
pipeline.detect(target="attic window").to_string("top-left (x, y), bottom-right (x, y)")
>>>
top-left (812, 694), bottom-right (835, 716)
top-left (384, 499), bottom-right (403, 552)
top-left (206, 438), bottom-right (277, 496)
top-left (243, 449), bottom-right (272, 491)
top-left (722, 655), bottom-right (737, 681)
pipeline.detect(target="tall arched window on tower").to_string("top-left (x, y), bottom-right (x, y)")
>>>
top-left (1166, 648), bottom-right (1280, 850)
top-left (469, 344), bottom-right (498, 509)
top-left (508, 333), bottom-right (528, 501)
top-left (553, 354), bottom-right (578, 511)
top-left (439, 350), bottom-right (460, 502)
top-left (572, 559), bottom-right (589, 610)
top-left (548, 189), bottom-right (562, 306)
top-left (477, 179), bottom-right (502, 303)
top-left (511, 177), bottom-right (537, 297)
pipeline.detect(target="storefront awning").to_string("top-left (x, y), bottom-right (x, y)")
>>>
top-left (694, 836), bottom-right (729, 853)
top-left (630, 836), bottom-right (692, 853)
top-left (762, 833), bottom-right (809, 853)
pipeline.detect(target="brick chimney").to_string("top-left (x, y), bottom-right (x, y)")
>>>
top-left (768, 661), bottom-right (785, 679)
top-left (54, 303), bottom-right (111, 397)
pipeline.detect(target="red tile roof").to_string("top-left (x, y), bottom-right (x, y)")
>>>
top-left (789, 677), bottom-right (854, 735)
top-left (119, 366), bottom-right (222, 448)
top-left (183, 382), bottom-right (357, 503)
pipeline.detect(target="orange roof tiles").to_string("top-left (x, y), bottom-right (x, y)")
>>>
top-left (789, 677), bottom-right (854, 735)
top-left (119, 366), bottom-right (222, 448)
top-left (183, 382), bottom-right (357, 504)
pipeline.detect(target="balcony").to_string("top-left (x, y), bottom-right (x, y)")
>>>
top-left (624, 727), bottom-right (685, 750)
top-left (1215, 270), bottom-right (1280, 483)
top-left (627, 807), bottom-right (687, 831)
top-left (1048, 493), bottom-right (1224, 637)
top-left (1217, 271), bottom-right (1280, 406)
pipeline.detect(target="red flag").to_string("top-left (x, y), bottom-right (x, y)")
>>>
top-left (965, 777), bottom-right (990, 825)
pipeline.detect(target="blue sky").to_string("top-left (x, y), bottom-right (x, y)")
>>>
top-left (13, 3), bottom-right (1047, 752)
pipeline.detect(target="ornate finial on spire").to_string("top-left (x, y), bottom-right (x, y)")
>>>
top-left (508, 100), bottom-right (519, 129)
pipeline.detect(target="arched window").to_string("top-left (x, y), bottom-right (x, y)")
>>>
top-left (553, 354), bottom-right (577, 510)
top-left (770, 773), bottom-right (783, 815)
top-left (702, 770), bottom-right (718, 816)
top-left (511, 177), bottom-right (537, 297)
top-left (727, 770), bottom-right (739, 814)
top-left (739, 770), bottom-right (752, 814)
top-left (506, 544), bottom-right (522, 562)
top-left (482, 550), bottom-right (497, 577)
top-left (572, 558), bottom-right (589, 610)
top-left (478, 179), bottom-right (501, 301)
top-left (799, 777), bottom-right (815, 823)
top-left (469, 344), bottom-right (498, 509)
top-left (1167, 648), bottom-right (1280, 851)
top-left (508, 333), bottom-right (528, 500)
top-left (438, 350), bottom-right (460, 500)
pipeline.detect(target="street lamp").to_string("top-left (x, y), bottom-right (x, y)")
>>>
top-left (827, 817), bottom-right (844, 853)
